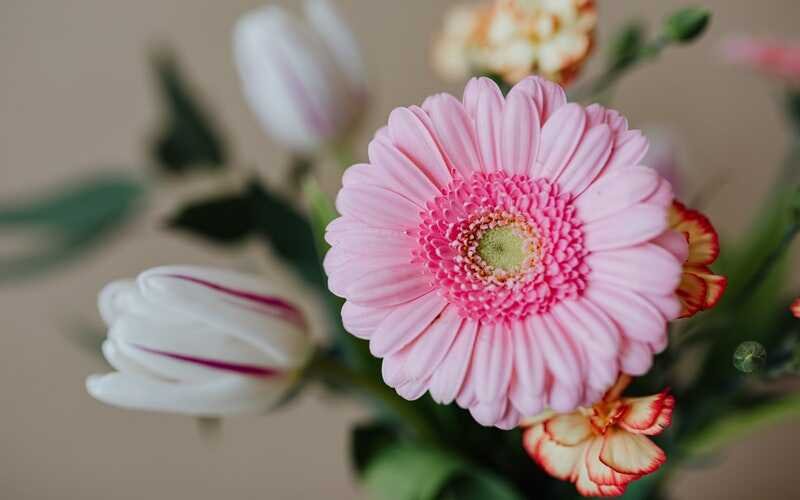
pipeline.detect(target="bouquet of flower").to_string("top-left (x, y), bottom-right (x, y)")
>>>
top-left (8, 1), bottom-right (800, 498)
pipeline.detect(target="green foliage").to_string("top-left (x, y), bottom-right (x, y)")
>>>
top-left (168, 180), bottom-right (324, 287)
top-left (357, 438), bottom-right (524, 500)
top-left (150, 50), bottom-right (228, 173)
top-left (683, 393), bottom-right (800, 457)
top-left (440, 471), bottom-right (525, 500)
top-left (168, 193), bottom-right (253, 242)
top-left (0, 175), bottom-right (145, 281)
top-left (609, 23), bottom-right (646, 71)
top-left (663, 7), bottom-right (711, 43)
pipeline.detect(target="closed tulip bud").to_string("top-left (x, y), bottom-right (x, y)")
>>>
top-left (86, 266), bottom-right (312, 416)
top-left (233, 0), bottom-right (367, 153)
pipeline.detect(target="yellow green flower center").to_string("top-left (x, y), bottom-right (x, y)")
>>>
top-left (477, 224), bottom-right (534, 273)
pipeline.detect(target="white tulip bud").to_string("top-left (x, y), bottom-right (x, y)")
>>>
top-left (233, 0), bottom-right (367, 152)
top-left (86, 266), bottom-right (312, 416)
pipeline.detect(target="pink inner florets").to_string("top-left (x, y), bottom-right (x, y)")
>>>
top-left (415, 171), bottom-right (589, 323)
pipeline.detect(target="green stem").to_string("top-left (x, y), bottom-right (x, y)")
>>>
top-left (733, 219), bottom-right (800, 307)
top-left (330, 139), bottom-right (358, 171)
top-left (570, 37), bottom-right (669, 103)
top-left (308, 354), bottom-right (439, 444)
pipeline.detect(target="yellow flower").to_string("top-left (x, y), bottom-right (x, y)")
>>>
top-left (433, 0), bottom-right (597, 85)
top-left (522, 376), bottom-right (674, 497)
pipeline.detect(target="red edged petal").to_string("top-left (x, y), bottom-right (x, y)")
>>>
top-left (676, 271), bottom-right (707, 318)
top-left (599, 429), bottom-right (666, 476)
top-left (669, 201), bottom-right (720, 266)
top-left (686, 265), bottom-right (727, 309)
top-left (575, 440), bottom-right (629, 497)
top-left (792, 298), bottom-right (800, 318)
top-left (618, 391), bottom-right (675, 435)
top-left (524, 424), bottom-right (587, 481)
top-left (544, 413), bottom-right (594, 446)
top-left (586, 437), bottom-right (640, 487)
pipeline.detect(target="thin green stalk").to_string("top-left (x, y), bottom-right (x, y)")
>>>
top-left (309, 355), bottom-right (439, 444)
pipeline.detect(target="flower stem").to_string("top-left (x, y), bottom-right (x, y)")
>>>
top-left (308, 354), bottom-right (439, 443)
top-left (330, 139), bottom-right (358, 171)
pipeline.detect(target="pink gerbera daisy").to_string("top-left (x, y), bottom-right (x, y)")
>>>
top-left (324, 76), bottom-right (683, 429)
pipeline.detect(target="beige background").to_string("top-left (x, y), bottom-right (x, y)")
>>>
top-left (2, 0), bottom-right (800, 498)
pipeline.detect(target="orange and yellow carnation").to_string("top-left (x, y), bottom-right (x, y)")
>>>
top-left (522, 376), bottom-right (674, 497)
top-left (433, 0), bottom-right (597, 85)
top-left (668, 201), bottom-right (727, 318)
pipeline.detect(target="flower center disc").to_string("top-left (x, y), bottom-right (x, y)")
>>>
top-left (476, 224), bottom-right (536, 274)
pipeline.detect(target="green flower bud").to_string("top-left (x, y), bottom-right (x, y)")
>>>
top-left (733, 341), bottom-right (767, 373)
top-left (664, 7), bottom-right (711, 43)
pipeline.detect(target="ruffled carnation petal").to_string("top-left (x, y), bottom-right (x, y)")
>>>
top-left (599, 429), bottom-right (666, 476)
top-left (619, 391), bottom-right (675, 435)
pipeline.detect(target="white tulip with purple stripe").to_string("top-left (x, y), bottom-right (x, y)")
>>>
top-left (233, 0), bottom-right (367, 152)
top-left (86, 266), bottom-right (312, 416)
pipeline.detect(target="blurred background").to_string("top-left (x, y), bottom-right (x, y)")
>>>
top-left (2, 0), bottom-right (800, 498)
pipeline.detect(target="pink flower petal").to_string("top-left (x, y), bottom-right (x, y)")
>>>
top-left (513, 76), bottom-right (567, 122)
top-left (584, 204), bottom-right (668, 252)
top-left (471, 78), bottom-right (505, 172)
top-left (336, 185), bottom-right (421, 229)
top-left (342, 301), bottom-right (391, 339)
top-left (346, 263), bottom-right (432, 308)
top-left (473, 322), bottom-right (514, 403)
top-left (575, 166), bottom-right (661, 223)
top-left (586, 284), bottom-right (666, 344)
top-left (500, 87), bottom-right (541, 175)
top-left (429, 320), bottom-right (478, 404)
top-left (368, 137), bottom-right (441, 206)
top-left (387, 107), bottom-right (452, 188)
top-left (588, 243), bottom-right (683, 295)
top-left (425, 93), bottom-right (483, 178)
top-left (404, 305), bottom-right (463, 381)
top-left (537, 103), bottom-right (587, 181)
top-left (555, 124), bottom-right (613, 195)
top-left (369, 292), bottom-right (448, 357)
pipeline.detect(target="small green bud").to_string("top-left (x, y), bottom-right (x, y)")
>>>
top-left (733, 341), bottom-right (767, 373)
top-left (664, 7), bottom-right (711, 43)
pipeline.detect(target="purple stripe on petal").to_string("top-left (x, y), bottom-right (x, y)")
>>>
top-left (134, 344), bottom-right (282, 378)
top-left (168, 274), bottom-right (306, 328)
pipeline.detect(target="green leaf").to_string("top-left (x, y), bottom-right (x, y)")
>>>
top-left (440, 470), bottom-right (524, 500)
top-left (362, 444), bottom-right (464, 500)
top-left (0, 174), bottom-right (145, 281)
top-left (167, 179), bottom-right (325, 288)
top-left (663, 7), bottom-right (711, 43)
top-left (248, 182), bottom-right (325, 288)
top-left (150, 50), bottom-right (228, 173)
top-left (169, 193), bottom-right (253, 243)
top-left (682, 393), bottom-right (800, 457)
top-left (351, 422), bottom-right (402, 476)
